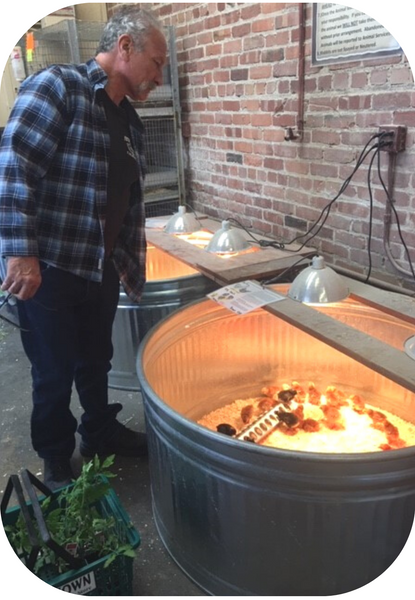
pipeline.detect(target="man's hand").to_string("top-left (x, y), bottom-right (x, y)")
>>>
top-left (1, 256), bottom-right (42, 300)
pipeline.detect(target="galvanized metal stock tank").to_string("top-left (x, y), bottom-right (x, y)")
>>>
top-left (109, 244), bottom-right (217, 390)
top-left (136, 287), bottom-right (415, 596)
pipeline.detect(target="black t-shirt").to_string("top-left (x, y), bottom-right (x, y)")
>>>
top-left (100, 90), bottom-right (140, 257)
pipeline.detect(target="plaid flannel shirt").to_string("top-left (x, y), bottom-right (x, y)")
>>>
top-left (0, 58), bottom-right (147, 301)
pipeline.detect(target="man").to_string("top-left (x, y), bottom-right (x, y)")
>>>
top-left (0, 5), bottom-right (167, 489)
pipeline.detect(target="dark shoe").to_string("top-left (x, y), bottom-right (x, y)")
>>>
top-left (44, 458), bottom-right (74, 491)
top-left (80, 423), bottom-right (148, 459)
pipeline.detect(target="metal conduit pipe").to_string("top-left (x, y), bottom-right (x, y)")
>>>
top-left (284, 4), bottom-right (306, 142)
top-left (297, 2), bottom-right (306, 139)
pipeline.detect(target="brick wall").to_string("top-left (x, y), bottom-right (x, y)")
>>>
top-left (150, 2), bottom-right (415, 290)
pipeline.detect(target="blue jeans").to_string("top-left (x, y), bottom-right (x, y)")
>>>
top-left (17, 260), bottom-right (122, 459)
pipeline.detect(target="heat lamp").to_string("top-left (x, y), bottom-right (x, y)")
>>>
top-left (205, 220), bottom-right (250, 255)
top-left (404, 336), bottom-right (415, 360)
top-left (164, 205), bottom-right (200, 235)
top-left (288, 255), bottom-right (349, 304)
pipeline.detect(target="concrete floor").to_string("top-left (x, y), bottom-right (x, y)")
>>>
top-left (0, 317), bottom-right (205, 596)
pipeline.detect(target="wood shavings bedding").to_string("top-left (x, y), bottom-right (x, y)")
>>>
top-left (198, 381), bottom-right (415, 453)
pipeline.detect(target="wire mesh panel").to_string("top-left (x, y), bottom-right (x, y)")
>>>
top-left (145, 118), bottom-right (179, 186)
top-left (27, 21), bottom-right (75, 74)
top-left (76, 21), bottom-right (107, 61)
top-left (144, 198), bottom-right (181, 218)
top-left (133, 26), bottom-right (183, 211)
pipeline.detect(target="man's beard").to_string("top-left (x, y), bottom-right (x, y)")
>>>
top-left (137, 81), bottom-right (157, 95)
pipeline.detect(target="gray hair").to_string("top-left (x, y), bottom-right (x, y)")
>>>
top-left (96, 5), bottom-right (164, 54)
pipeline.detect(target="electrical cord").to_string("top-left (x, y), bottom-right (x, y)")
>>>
top-left (256, 133), bottom-right (392, 252)
top-left (183, 202), bottom-right (205, 229)
top-left (364, 143), bottom-right (382, 282)
top-left (363, 133), bottom-right (414, 283)
top-left (376, 148), bottom-right (415, 280)
top-left (225, 217), bottom-right (273, 245)
top-left (205, 134), bottom-right (386, 251)
top-left (0, 292), bottom-right (28, 330)
top-left (261, 255), bottom-right (314, 287)
top-left (199, 131), bottom-right (414, 284)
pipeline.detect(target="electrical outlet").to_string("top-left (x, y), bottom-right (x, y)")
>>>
top-left (378, 125), bottom-right (407, 153)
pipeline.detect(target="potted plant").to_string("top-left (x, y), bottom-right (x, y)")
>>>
top-left (1, 455), bottom-right (140, 595)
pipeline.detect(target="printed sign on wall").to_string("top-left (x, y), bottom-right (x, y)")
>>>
top-left (312, 3), bottom-right (401, 65)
